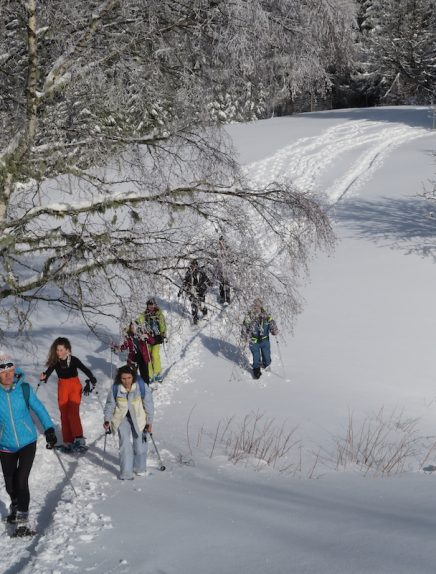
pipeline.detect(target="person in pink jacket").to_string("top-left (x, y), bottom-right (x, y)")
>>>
top-left (112, 322), bottom-right (154, 385)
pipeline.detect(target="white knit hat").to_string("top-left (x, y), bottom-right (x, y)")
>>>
top-left (0, 352), bottom-right (15, 371)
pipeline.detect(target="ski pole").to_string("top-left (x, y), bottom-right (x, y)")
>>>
top-left (144, 338), bottom-right (154, 382)
top-left (94, 388), bottom-right (105, 410)
top-left (275, 338), bottom-right (286, 377)
top-left (162, 338), bottom-right (169, 360)
top-left (148, 432), bottom-right (166, 471)
top-left (51, 447), bottom-right (78, 497)
top-left (110, 345), bottom-right (114, 381)
top-left (104, 431), bottom-right (108, 454)
top-left (103, 428), bottom-right (111, 466)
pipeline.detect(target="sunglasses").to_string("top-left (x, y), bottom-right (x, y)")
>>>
top-left (0, 362), bottom-right (14, 371)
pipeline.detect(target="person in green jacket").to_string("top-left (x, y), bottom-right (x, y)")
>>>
top-left (136, 298), bottom-right (167, 383)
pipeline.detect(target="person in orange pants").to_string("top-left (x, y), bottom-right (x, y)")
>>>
top-left (40, 337), bottom-right (97, 452)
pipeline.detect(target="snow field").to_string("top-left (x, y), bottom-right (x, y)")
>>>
top-left (1, 107), bottom-right (436, 573)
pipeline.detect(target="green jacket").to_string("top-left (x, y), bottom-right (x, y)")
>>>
top-left (136, 307), bottom-right (166, 338)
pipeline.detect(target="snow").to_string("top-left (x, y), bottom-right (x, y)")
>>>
top-left (2, 106), bottom-right (436, 573)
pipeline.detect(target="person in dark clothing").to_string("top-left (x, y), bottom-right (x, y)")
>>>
top-left (40, 337), bottom-right (97, 452)
top-left (217, 236), bottom-right (231, 304)
top-left (178, 260), bottom-right (212, 325)
top-left (111, 322), bottom-right (154, 385)
top-left (0, 352), bottom-right (56, 535)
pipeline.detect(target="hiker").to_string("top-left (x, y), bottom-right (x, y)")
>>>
top-left (40, 337), bottom-right (97, 452)
top-left (112, 322), bottom-right (154, 385)
top-left (242, 299), bottom-right (279, 379)
top-left (216, 235), bottom-right (231, 305)
top-left (178, 259), bottom-right (212, 325)
top-left (0, 352), bottom-right (57, 536)
top-left (136, 298), bottom-right (167, 383)
top-left (103, 365), bottom-right (154, 480)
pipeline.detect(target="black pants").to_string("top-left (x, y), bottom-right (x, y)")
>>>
top-left (219, 281), bottom-right (231, 303)
top-left (0, 441), bottom-right (36, 512)
top-left (135, 352), bottom-right (150, 386)
top-left (189, 290), bottom-right (206, 320)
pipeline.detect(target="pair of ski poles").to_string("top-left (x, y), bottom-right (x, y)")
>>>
top-left (102, 428), bottom-right (166, 472)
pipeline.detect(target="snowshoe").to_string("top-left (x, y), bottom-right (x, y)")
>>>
top-left (12, 525), bottom-right (36, 538)
top-left (72, 437), bottom-right (88, 453)
top-left (253, 367), bottom-right (262, 380)
top-left (56, 444), bottom-right (73, 453)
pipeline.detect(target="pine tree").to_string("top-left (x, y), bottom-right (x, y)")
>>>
top-left (359, 0), bottom-right (436, 104)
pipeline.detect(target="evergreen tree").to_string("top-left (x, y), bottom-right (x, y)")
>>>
top-left (359, 0), bottom-right (436, 104)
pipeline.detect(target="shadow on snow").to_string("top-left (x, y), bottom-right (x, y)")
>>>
top-left (333, 196), bottom-right (436, 260)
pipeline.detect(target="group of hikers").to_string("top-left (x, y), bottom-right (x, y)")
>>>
top-left (0, 259), bottom-right (279, 537)
top-left (178, 236), bottom-right (232, 325)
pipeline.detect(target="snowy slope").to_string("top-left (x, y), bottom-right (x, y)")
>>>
top-left (2, 106), bottom-right (436, 574)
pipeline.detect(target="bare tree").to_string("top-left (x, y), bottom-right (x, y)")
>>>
top-left (0, 0), bottom-right (343, 335)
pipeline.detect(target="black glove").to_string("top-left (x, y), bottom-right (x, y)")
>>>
top-left (142, 429), bottom-right (148, 443)
top-left (45, 427), bottom-right (57, 449)
top-left (83, 379), bottom-right (96, 396)
top-left (104, 422), bottom-right (112, 434)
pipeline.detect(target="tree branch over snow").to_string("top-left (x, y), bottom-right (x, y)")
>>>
top-left (0, 0), bottom-right (345, 334)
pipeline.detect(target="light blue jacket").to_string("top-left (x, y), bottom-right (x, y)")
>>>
top-left (0, 369), bottom-right (54, 453)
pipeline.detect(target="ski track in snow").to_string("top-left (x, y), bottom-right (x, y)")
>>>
top-left (1, 115), bottom-right (433, 572)
top-left (245, 119), bottom-right (433, 202)
top-left (0, 308), bottom-right (209, 571)
top-left (0, 398), bottom-right (112, 573)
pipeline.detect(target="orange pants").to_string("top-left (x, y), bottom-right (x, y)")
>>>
top-left (57, 377), bottom-right (83, 444)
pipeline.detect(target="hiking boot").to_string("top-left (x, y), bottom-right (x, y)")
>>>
top-left (193, 316), bottom-right (198, 325)
top-left (6, 502), bottom-right (18, 524)
top-left (13, 511), bottom-right (29, 525)
top-left (253, 367), bottom-right (262, 379)
top-left (72, 437), bottom-right (87, 452)
top-left (202, 307), bottom-right (208, 317)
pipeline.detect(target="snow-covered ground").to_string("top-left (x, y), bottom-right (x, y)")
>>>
top-left (2, 106), bottom-right (436, 574)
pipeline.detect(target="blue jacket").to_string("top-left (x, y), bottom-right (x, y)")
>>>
top-left (242, 309), bottom-right (278, 344)
top-left (0, 369), bottom-right (54, 453)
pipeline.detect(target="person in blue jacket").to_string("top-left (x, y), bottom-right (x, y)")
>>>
top-left (0, 352), bottom-right (57, 535)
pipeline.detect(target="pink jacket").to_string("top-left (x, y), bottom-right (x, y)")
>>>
top-left (119, 335), bottom-right (154, 365)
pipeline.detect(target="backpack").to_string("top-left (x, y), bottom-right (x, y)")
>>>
top-left (112, 377), bottom-right (146, 400)
top-left (22, 382), bottom-right (30, 409)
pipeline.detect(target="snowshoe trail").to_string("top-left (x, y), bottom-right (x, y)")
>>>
top-left (245, 119), bottom-right (433, 202)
